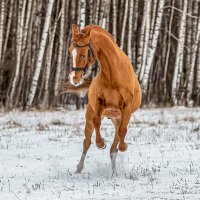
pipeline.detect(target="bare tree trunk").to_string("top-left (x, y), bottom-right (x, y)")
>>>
top-left (15, 0), bottom-right (36, 107)
top-left (94, 0), bottom-right (100, 24)
top-left (89, 0), bottom-right (93, 24)
top-left (105, 0), bottom-right (111, 30)
top-left (54, 0), bottom-right (65, 98)
top-left (43, 19), bottom-right (58, 107)
top-left (186, 16), bottom-right (200, 106)
top-left (22, 0), bottom-right (32, 55)
top-left (163, 0), bottom-right (174, 102)
top-left (99, 0), bottom-right (106, 26)
top-left (2, 0), bottom-right (14, 64)
top-left (132, 0), bottom-right (139, 65)
top-left (8, 0), bottom-right (27, 107)
top-left (127, 0), bottom-right (134, 60)
top-left (120, 0), bottom-right (128, 50)
top-left (139, 0), bottom-right (151, 81)
top-left (136, 0), bottom-right (147, 74)
top-left (0, 0), bottom-right (5, 64)
top-left (141, 0), bottom-right (165, 95)
top-left (112, 0), bottom-right (117, 41)
top-left (79, 0), bottom-right (85, 28)
top-left (171, 0), bottom-right (188, 105)
top-left (196, 44), bottom-right (200, 104)
top-left (27, 0), bottom-right (55, 107)
top-left (149, 0), bottom-right (157, 43)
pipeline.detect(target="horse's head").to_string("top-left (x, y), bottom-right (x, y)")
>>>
top-left (68, 24), bottom-right (96, 86)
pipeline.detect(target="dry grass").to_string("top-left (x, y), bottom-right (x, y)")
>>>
top-left (59, 79), bottom-right (92, 94)
top-left (51, 119), bottom-right (65, 126)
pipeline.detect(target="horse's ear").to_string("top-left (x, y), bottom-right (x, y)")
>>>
top-left (81, 27), bottom-right (91, 37)
top-left (72, 24), bottom-right (79, 37)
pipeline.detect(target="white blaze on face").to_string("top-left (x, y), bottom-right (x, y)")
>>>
top-left (72, 48), bottom-right (77, 68)
top-left (69, 48), bottom-right (77, 85)
top-left (69, 48), bottom-right (84, 86)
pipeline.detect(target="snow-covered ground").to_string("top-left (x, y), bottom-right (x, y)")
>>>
top-left (0, 107), bottom-right (200, 200)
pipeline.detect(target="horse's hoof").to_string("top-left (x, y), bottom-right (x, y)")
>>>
top-left (75, 165), bottom-right (83, 174)
top-left (96, 138), bottom-right (106, 149)
top-left (118, 142), bottom-right (128, 152)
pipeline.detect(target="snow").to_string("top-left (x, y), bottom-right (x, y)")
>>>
top-left (0, 107), bottom-right (200, 200)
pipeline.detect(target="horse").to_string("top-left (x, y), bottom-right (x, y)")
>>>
top-left (68, 24), bottom-right (142, 175)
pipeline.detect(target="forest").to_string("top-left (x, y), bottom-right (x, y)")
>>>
top-left (0, 0), bottom-right (199, 110)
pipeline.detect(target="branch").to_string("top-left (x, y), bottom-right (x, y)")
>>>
top-left (164, 6), bottom-right (199, 19)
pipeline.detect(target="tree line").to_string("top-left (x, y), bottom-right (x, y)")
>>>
top-left (0, 0), bottom-right (199, 110)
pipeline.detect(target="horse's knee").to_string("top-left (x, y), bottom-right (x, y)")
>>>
top-left (118, 126), bottom-right (127, 138)
top-left (118, 126), bottom-right (128, 152)
top-left (85, 121), bottom-right (94, 133)
top-left (83, 139), bottom-right (91, 151)
top-left (93, 116), bottom-right (101, 128)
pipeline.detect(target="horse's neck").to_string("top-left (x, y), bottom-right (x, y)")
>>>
top-left (94, 33), bottom-right (123, 82)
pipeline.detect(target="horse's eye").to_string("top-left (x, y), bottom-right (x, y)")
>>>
top-left (80, 55), bottom-right (86, 59)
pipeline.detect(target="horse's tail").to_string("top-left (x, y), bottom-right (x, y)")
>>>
top-left (103, 107), bottom-right (121, 119)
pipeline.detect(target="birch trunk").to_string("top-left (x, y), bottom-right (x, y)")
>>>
top-left (196, 44), bottom-right (200, 103)
top-left (127, 0), bottom-right (134, 60)
top-left (149, 0), bottom-right (157, 43)
top-left (120, 0), bottom-right (128, 50)
top-left (102, 0), bottom-right (110, 29)
top-left (54, 0), bottom-right (65, 98)
top-left (89, 0), bottom-right (93, 24)
top-left (99, 0), bottom-right (106, 26)
top-left (186, 16), bottom-right (200, 106)
top-left (80, 0), bottom-right (85, 28)
top-left (15, 0), bottom-right (36, 107)
top-left (0, 0), bottom-right (5, 63)
top-left (105, 0), bottom-right (111, 30)
top-left (141, 0), bottom-right (165, 94)
top-left (163, 0), bottom-right (174, 100)
top-left (94, 0), bottom-right (100, 24)
top-left (136, 0), bottom-right (147, 74)
top-left (27, 0), bottom-right (55, 107)
top-left (171, 0), bottom-right (188, 105)
top-left (139, 0), bottom-right (151, 81)
top-left (112, 0), bottom-right (117, 41)
top-left (2, 0), bottom-right (14, 63)
top-left (132, 0), bottom-right (139, 64)
top-left (44, 20), bottom-right (57, 106)
top-left (9, 0), bottom-right (26, 107)
top-left (22, 0), bottom-right (32, 55)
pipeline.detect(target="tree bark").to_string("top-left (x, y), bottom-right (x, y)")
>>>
top-left (127, 0), bottom-right (134, 61)
top-left (0, 0), bottom-right (5, 64)
top-left (171, 0), bottom-right (188, 105)
top-left (27, 0), bottom-right (55, 107)
top-left (120, 0), bottom-right (128, 50)
top-left (141, 0), bottom-right (165, 95)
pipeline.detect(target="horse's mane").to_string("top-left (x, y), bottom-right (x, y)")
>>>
top-left (81, 25), bottom-right (116, 43)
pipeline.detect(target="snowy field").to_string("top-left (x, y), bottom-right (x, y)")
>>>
top-left (0, 107), bottom-right (200, 200)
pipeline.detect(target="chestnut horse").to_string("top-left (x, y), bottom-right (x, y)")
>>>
top-left (68, 24), bottom-right (142, 175)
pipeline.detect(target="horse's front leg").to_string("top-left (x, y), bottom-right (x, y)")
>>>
top-left (110, 118), bottom-right (121, 176)
top-left (76, 103), bottom-right (94, 173)
top-left (93, 102), bottom-right (106, 149)
top-left (118, 104), bottom-right (132, 152)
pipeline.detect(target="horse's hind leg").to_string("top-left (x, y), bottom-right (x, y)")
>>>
top-left (76, 103), bottom-right (94, 173)
top-left (110, 118), bottom-right (121, 176)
